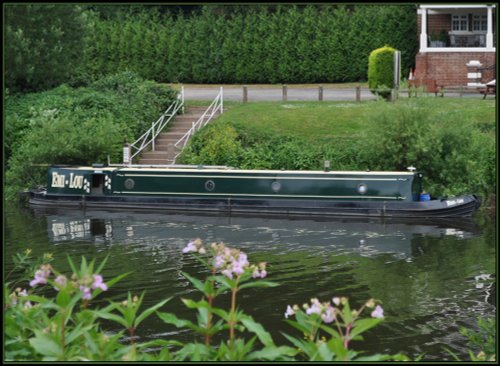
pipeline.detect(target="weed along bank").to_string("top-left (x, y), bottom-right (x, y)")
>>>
top-left (26, 164), bottom-right (480, 218)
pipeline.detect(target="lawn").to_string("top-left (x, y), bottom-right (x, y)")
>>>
top-left (209, 98), bottom-right (495, 142)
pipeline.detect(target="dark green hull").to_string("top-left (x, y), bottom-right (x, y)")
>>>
top-left (28, 166), bottom-right (480, 218)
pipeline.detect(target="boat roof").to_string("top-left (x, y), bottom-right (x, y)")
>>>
top-left (51, 165), bottom-right (416, 175)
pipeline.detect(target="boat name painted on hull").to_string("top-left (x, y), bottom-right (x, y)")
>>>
top-left (51, 172), bottom-right (87, 191)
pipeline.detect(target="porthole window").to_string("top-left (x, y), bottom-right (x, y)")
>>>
top-left (271, 181), bottom-right (281, 192)
top-left (124, 178), bottom-right (135, 190)
top-left (357, 183), bottom-right (368, 194)
top-left (205, 180), bottom-right (215, 192)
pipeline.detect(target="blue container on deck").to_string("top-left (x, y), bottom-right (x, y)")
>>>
top-left (419, 193), bottom-right (431, 202)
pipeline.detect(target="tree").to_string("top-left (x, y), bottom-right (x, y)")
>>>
top-left (5, 4), bottom-right (88, 92)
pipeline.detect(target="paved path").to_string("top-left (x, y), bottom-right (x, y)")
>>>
top-left (183, 85), bottom-right (376, 102)
top-left (181, 84), bottom-right (486, 102)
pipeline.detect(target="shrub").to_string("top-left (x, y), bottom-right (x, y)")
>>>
top-left (180, 122), bottom-right (243, 167)
top-left (368, 45), bottom-right (397, 100)
top-left (4, 72), bottom-right (177, 200)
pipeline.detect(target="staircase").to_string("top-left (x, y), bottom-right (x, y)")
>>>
top-left (138, 106), bottom-right (221, 165)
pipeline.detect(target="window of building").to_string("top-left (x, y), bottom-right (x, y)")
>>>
top-left (452, 14), bottom-right (468, 31)
top-left (472, 15), bottom-right (487, 31)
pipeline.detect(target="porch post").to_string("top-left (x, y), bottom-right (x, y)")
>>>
top-left (420, 7), bottom-right (428, 52)
top-left (486, 5), bottom-right (493, 49)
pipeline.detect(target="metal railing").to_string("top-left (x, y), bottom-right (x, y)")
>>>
top-left (172, 87), bottom-right (224, 163)
top-left (128, 87), bottom-right (185, 163)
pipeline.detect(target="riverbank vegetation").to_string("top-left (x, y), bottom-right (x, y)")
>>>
top-left (180, 98), bottom-right (496, 205)
top-left (4, 72), bottom-right (177, 200)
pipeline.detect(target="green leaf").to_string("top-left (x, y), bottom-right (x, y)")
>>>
top-left (210, 307), bottom-right (231, 322)
top-left (181, 298), bottom-right (210, 310)
top-left (181, 271), bottom-right (207, 294)
top-left (327, 337), bottom-right (348, 360)
top-left (238, 280), bottom-right (279, 290)
top-left (213, 275), bottom-right (236, 289)
top-left (317, 341), bottom-right (335, 361)
top-left (95, 254), bottom-right (109, 274)
top-left (65, 323), bottom-right (94, 345)
top-left (29, 332), bottom-right (62, 358)
top-left (174, 342), bottom-right (213, 361)
top-left (137, 339), bottom-right (184, 349)
top-left (240, 315), bottom-right (275, 347)
top-left (92, 309), bottom-right (128, 329)
top-left (248, 346), bottom-right (298, 361)
top-left (135, 297), bottom-right (171, 328)
top-left (66, 255), bottom-right (78, 276)
top-left (318, 323), bottom-right (341, 338)
top-left (281, 332), bottom-right (307, 351)
top-left (156, 312), bottom-right (196, 329)
top-left (349, 318), bottom-right (383, 339)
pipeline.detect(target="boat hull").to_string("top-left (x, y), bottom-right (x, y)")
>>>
top-left (29, 190), bottom-right (480, 218)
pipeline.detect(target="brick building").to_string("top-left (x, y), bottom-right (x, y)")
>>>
top-left (415, 4), bottom-right (496, 89)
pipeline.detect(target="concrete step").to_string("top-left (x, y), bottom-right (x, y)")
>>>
top-left (157, 132), bottom-right (186, 139)
top-left (140, 151), bottom-right (171, 158)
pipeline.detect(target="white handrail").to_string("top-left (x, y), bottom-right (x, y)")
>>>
top-left (172, 87), bottom-right (224, 163)
top-left (129, 86), bottom-right (184, 162)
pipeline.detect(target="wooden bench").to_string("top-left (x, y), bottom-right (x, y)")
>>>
top-left (479, 81), bottom-right (496, 99)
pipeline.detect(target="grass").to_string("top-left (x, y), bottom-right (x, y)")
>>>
top-left (207, 98), bottom-right (496, 142)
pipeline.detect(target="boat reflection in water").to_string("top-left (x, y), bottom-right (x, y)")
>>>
top-left (33, 207), bottom-right (480, 261)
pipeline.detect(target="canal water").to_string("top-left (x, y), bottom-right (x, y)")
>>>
top-left (4, 203), bottom-right (496, 361)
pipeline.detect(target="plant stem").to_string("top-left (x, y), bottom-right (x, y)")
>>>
top-left (344, 324), bottom-right (352, 350)
top-left (205, 294), bottom-right (213, 346)
top-left (129, 327), bottom-right (135, 344)
top-left (229, 279), bottom-right (239, 344)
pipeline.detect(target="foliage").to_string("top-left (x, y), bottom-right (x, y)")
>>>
top-left (460, 317), bottom-right (496, 361)
top-left (368, 45), bottom-right (397, 100)
top-left (181, 122), bottom-right (243, 167)
top-left (80, 5), bottom-right (417, 84)
top-left (5, 4), bottom-right (88, 92)
top-left (4, 72), bottom-right (177, 200)
top-left (179, 99), bottom-right (495, 202)
top-left (5, 246), bottom-right (408, 361)
top-left (283, 297), bottom-right (409, 361)
top-left (360, 99), bottom-right (496, 198)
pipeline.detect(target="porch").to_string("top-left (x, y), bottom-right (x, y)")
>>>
top-left (418, 4), bottom-right (496, 52)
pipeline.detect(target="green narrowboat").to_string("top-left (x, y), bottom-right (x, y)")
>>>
top-left (27, 165), bottom-right (480, 218)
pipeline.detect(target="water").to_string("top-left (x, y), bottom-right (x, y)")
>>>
top-left (4, 203), bottom-right (496, 361)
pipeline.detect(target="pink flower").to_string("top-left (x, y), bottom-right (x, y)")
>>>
top-left (306, 299), bottom-right (322, 316)
top-left (54, 275), bottom-right (67, 291)
top-left (371, 305), bottom-right (384, 319)
top-left (285, 305), bottom-right (295, 318)
top-left (321, 306), bottom-right (336, 323)
top-left (80, 285), bottom-right (92, 300)
top-left (232, 261), bottom-right (245, 276)
top-left (182, 241), bottom-right (197, 253)
top-left (30, 266), bottom-right (51, 287)
top-left (91, 274), bottom-right (108, 291)
top-left (221, 268), bottom-right (233, 279)
top-left (214, 255), bottom-right (225, 268)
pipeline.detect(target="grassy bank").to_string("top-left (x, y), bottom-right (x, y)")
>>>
top-left (180, 98), bottom-right (496, 203)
